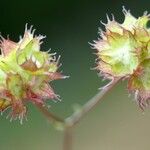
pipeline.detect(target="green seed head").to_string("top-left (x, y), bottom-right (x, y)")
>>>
top-left (93, 7), bottom-right (150, 109)
top-left (0, 24), bottom-right (66, 123)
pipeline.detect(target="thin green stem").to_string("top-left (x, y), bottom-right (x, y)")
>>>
top-left (63, 126), bottom-right (73, 150)
top-left (36, 103), bottom-right (64, 124)
top-left (37, 78), bottom-right (121, 150)
top-left (65, 78), bottom-right (120, 127)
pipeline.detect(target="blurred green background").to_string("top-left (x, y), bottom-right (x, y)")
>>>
top-left (0, 0), bottom-right (150, 150)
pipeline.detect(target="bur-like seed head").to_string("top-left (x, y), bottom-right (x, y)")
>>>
top-left (93, 7), bottom-right (150, 109)
top-left (0, 24), bottom-right (65, 123)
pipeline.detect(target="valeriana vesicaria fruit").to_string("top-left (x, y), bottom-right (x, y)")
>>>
top-left (93, 7), bottom-right (150, 109)
top-left (0, 25), bottom-right (66, 123)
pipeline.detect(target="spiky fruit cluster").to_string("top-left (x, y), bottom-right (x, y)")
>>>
top-left (93, 7), bottom-right (150, 109)
top-left (0, 25), bottom-right (66, 123)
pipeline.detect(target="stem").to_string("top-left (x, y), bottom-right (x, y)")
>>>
top-left (36, 103), bottom-right (64, 124)
top-left (65, 78), bottom-right (120, 127)
top-left (63, 126), bottom-right (73, 150)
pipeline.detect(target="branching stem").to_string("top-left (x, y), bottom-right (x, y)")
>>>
top-left (37, 78), bottom-right (121, 150)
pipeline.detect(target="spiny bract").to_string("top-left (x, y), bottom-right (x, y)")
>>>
top-left (0, 24), bottom-right (66, 123)
top-left (93, 7), bottom-right (150, 109)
